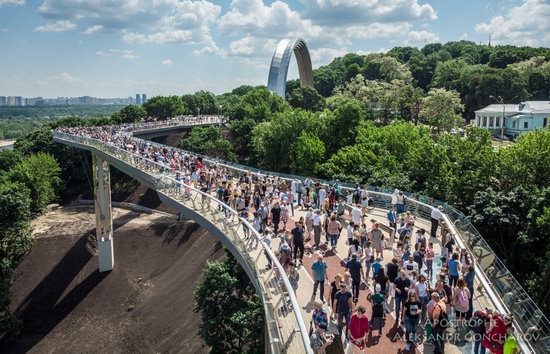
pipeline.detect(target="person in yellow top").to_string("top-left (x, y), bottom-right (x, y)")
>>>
top-left (503, 324), bottom-right (518, 354)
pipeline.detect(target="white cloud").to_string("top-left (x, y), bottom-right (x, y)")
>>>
top-left (34, 20), bottom-right (76, 32)
top-left (460, 32), bottom-right (469, 40)
top-left (121, 49), bottom-right (137, 60)
top-left (38, 0), bottom-right (221, 46)
top-left (475, 0), bottom-right (550, 46)
top-left (162, 58), bottom-right (174, 65)
top-left (50, 72), bottom-right (82, 82)
top-left (95, 50), bottom-right (109, 56)
top-left (299, 0), bottom-right (437, 25)
top-left (406, 30), bottom-right (440, 44)
top-left (309, 47), bottom-right (349, 66)
top-left (82, 25), bottom-right (103, 35)
top-left (215, 0), bottom-right (432, 64)
top-left (0, 0), bottom-right (24, 7)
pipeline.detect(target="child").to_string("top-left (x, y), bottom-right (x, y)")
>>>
top-left (372, 257), bottom-right (383, 279)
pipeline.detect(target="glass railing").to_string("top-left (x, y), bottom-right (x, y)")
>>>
top-left (119, 119), bottom-right (548, 354)
top-left (52, 131), bottom-right (312, 354)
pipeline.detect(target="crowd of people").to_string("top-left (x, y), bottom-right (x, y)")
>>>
top-left (56, 119), bottom-right (520, 354)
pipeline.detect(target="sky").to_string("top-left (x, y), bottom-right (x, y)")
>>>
top-left (0, 0), bottom-right (549, 98)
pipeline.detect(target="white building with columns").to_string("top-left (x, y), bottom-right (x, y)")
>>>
top-left (474, 101), bottom-right (550, 138)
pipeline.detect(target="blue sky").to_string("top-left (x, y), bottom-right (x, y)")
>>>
top-left (0, 0), bottom-right (548, 98)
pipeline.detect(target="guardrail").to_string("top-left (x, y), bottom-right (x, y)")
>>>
top-left (118, 119), bottom-right (547, 354)
top-left (53, 131), bottom-right (312, 354)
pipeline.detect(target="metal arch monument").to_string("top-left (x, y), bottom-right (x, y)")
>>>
top-left (267, 38), bottom-right (314, 98)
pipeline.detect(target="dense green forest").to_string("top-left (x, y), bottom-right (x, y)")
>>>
top-left (0, 105), bottom-right (125, 139)
top-left (1, 41), bottom-right (549, 346)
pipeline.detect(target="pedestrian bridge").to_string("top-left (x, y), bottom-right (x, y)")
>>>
top-left (53, 117), bottom-right (547, 354)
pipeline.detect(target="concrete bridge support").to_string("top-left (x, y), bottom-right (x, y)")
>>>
top-left (92, 155), bottom-right (114, 272)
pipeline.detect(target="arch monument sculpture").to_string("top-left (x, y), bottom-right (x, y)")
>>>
top-left (267, 38), bottom-right (314, 98)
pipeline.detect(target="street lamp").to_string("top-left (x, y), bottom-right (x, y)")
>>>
top-left (490, 95), bottom-right (518, 143)
top-left (219, 105), bottom-right (223, 127)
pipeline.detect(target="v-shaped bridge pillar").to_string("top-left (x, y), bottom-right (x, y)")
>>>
top-left (92, 155), bottom-right (114, 272)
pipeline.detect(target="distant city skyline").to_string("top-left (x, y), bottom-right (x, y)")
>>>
top-left (0, 0), bottom-right (548, 97)
top-left (0, 94), bottom-right (147, 106)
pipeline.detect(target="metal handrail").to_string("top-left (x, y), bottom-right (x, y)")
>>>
top-left (52, 131), bottom-right (313, 354)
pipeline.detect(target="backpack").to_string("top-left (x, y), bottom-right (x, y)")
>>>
top-left (435, 305), bottom-right (450, 329)
top-left (456, 288), bottom-right (469, 311)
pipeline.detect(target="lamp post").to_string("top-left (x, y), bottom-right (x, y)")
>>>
top-left (490, 95), bottom-right (517, 143)
top-left (219, 105), bottom-right (223, 127)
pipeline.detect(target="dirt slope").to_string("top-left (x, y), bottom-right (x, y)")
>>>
top-left (1, 206), bottom-right (223, 354)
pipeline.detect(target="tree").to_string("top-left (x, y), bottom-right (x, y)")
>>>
top-left (111, 104), bottom-right (147, 124)
top-left (233, 87), bottom-right (288, 122)
top-left (0, 150), bottom-right (22, 174)
top-left (289, 132), bottom-right (326, 175)
top-left (251, 109), bottom-right (327, 171)
top-left (194, 253), bottom-right (264, 353)
top-left (287, 86), bottom-right (326, 112)
top-left (179, 126), bottom-right (236, 161)
top-left (328, 97), bottom-right (365, 152)
top-left (363, 55), bottom-right (413, 83)
top-left (419, 88), bottom-right (464, 132)
top-left (143, 96), bottom-right (188, 120)
top-left (181, 90), bottom-right (217, 115)
top-left (431, 59), bottom-right (469, 91)
top-left (7, 153), bottom-right (61, 213)
top-left (498, 129), bottom-right (550, 191)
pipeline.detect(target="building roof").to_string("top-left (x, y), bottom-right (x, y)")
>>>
top-left (475, 101), bottom-right (550, 115)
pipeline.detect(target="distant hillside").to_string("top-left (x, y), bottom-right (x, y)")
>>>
top-left (0, 105), bottom-right (125, 119)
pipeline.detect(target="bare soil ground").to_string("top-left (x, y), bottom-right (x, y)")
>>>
top-left (1, 206), bottom-right (224, 354)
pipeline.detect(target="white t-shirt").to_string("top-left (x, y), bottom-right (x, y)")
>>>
top-left (416, 281), bottom-right (428, 297)
top-left (347, 225), bottom-right (354, 240)
top-left (351, 207), bottom-right (362, 225)
top-left (404, 261), bottom-right (419, 277)
top-left (313, 213), bottom-right (321, 226)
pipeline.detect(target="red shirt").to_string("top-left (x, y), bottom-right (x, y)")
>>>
top-left (348, 313), bottom-right (369, 348)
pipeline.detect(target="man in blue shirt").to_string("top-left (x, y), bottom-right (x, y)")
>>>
top-left (448, 252), bottom-right (460, 288)
top-left (311, 254), bottom-right (328, 302)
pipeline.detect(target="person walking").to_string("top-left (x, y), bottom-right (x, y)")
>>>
top-left (368, 283), bottom-right (385, 336)
top-left (312, 255), bottom-right (328, 302)
top-left (430, 205), bottom-right (444, 239)
top-left (327, 214), bottom-right (342, 251)
top-left (335, 283), bottom-right (354, 341)
top-left (394, 270), bottom-right (411, 323)
top-left (291, 221), bottom-right (305, 264)
top-left (402, 291), bottom-right (422, 351)
top-left (313, 209), bottom-right (322, 249)
top-left (345, 253), bottom-right (364, 302)
top-left (453, 278), bottom-right (471, 328)
top-left (310, 322), bottom-right (333, 354)
top-left (429, 292), bottom-right (447, 354)
top-left (347, 305), bottom-right (370, 354)
top-left (271, 201), bottom-right (282, 236)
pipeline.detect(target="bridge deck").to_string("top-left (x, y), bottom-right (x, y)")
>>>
top-left (51, 118), bottom-right (546, 354)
